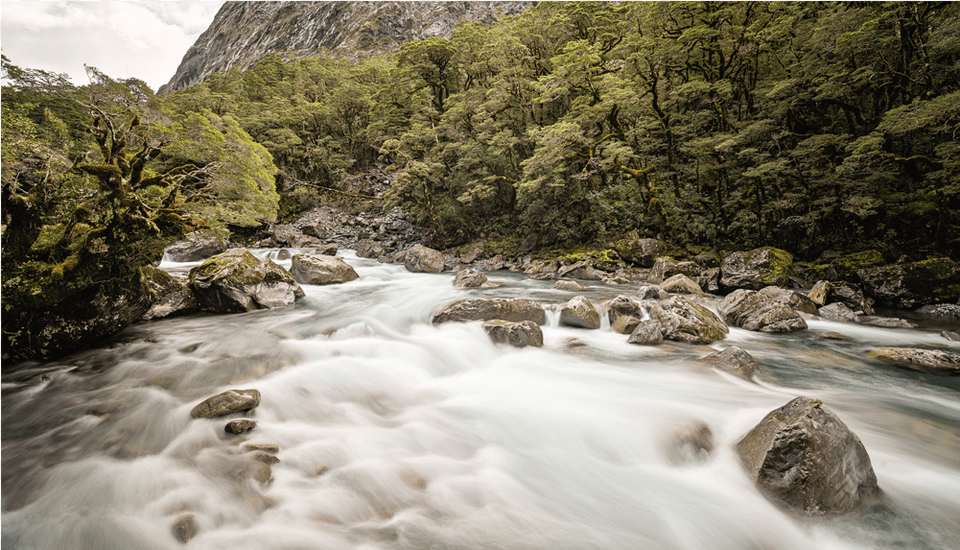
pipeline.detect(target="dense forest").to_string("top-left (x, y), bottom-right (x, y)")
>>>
top-left (3, 1), bottom-right (960, 359)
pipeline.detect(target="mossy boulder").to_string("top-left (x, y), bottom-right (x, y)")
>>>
top-left (858, 258), bottom-right (960, 309)
top-left (647, 296), bottom-right (729, 344)
top-left (432, 298), bottom-right (546, 325)
top-left (189, 248), bottom-right (304, 313)
top-left (613, 238), bottom-right (662, 268)
top-left (807, 250), bottom-right (885, 282)
top-left (735, 397), bottom-right (883, 516)
top-left (142, 265), bottom-right (197, 321)
top-left (720, 247), bottom-right (793, 291)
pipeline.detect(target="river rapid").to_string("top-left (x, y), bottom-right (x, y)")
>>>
top-left (3, 249), bottom-right (959, 550)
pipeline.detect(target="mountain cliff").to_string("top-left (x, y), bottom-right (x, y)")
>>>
top-left (161, 1), bottom-right (534, 92)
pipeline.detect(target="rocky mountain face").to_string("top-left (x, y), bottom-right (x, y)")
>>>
top-left (161, 1), bottom-right (534, 92)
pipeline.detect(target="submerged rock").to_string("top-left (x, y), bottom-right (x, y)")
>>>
top-left (560, 295), bottom-right (601, 329)
top-left (290, 254), bottom-right (359, 285)
top-left (647, 296), bottom-right (728, 344)
top-left (190, 389), bottom-right (261, 419)
top-left (171, 513), bottom-right (198, 544)
top-left (225, 419), bottom-right (257, 434)
top-left (189, 248), bottom-right (304, 312)
top-left (432, 298), bottom-right (546, 325)
top-left (868, 347), bottom-right (960, 377)
top-left (718, 289), bottom-right (807, 333)
top-left (698, 346), bottom-right (768, 382)
top-left (856, 316), bottom-right (916, 329)
top-left (735, 396), bottom-right (883, 516)
top-left (482, 320), bottom-right (544, 348)
top-left (664, 421), bottom-right (714, 465)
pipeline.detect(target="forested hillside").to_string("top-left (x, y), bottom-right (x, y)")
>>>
top-left (162, 1), bottom-right (960, 260)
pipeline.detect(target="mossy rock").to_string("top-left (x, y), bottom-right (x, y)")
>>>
top-left (720, 247), bottom-right (793, 291)
top-left (858, 257), bottom-right (960, 309)
top-left (189, 248), bottom-right (304, 313)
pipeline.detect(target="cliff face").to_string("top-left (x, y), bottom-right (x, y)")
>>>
top-left (161, 1), bottom-right (534, 92)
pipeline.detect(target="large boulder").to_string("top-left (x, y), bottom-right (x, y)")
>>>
top-left (758, 286), bottom-right (818, 315)
top-left (163, 229), bottom-right (228, 262)
top-left (190, 389), bottom-right (261, 418)
top-left (718, 289), bottom-right (808, 333)
top-left (356, 239), bottom-right (386, 259)
top-left (628, 319), bottom-right (664, 345)
top-left (613, 238), bottom-right (662, 268)
top-left (560, 296), bottom-right (601, 329)
top-left (647, 296), bottom-right (729, 344)
top-left (828, 281), bottom-right (875, 314)
top-left (404, 244), bottom-right (445, 273)
top-left (453, 269), bottom-right (501, 288)
top-left (189, 249), bottom-right (304, 313)
top-left (290, 254), bottom-right (359, 285)
top-left (720, 246), bottom-right (793, 291)
top-left (818, 302), bottom-right (858, 322)
top-left (698, 346), bottom-right (768, 382)
top-left (605, 295), bottom-right (644, 324)
top-left (734, 397), bottom-right (883, 516)
top-left (142, 266), bottom-right (197, 321)
top-left (858, 258), bottom-right (960, 309)
top-left (660, 274), bottom-right (704, 295)
top-left (867, 347), bottom-right (960, 377)
top-left (651, 257), bottom-right (702, 283)
top-left (432, 298), bottom-right (547, 325)
top-left (482, 320), bottom-right (544, 348)
top-left (558, 261), bottom-right (605, 280)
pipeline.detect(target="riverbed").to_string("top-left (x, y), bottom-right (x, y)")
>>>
top-left (3, 250), bottom-right (959, 550)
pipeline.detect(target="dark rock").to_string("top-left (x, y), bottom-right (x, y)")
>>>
top-left (552, 280), bottom-right (584, 291)
top-left (614, 238), bottom-right (661, 267)
top-left (190, 389), bottom-right (261, 419)
top-left (356, 239), bottom-right (386, 259)
top-left (301, 223), bottom-right (326, 241)
top-left (163, 229), bottom-right (228, 262)
top-left (718, 289), bottom-right (808, 333)
top-left (404, 244), bottom-right (445, 273)
top-left (611, 315), bottom-right (642, 335)
top-left (290, 254), bottom-right (359, 285)
top-left (858, 258), bottom-right (960, 309)
top-left (627, 319), bottom-right (664, 345)
top-left (868, 347), bottom-right (960, 377)
top-left (660, 274), bottom-right (704, 295)
top-left (758, 286), bottom-right (818, 315)
top-left (315, 243), bottom-right (339, 256)
top-left (665, 421), bottom-right (714, 464)
top-left (482, 320), bottom-right (544, 348)
top-left (916, 303), bottom-right (960, 321)
top-left (172, 513), bottom-right (198, 544)
top-left (818, 302), bottom-right (858, 322)
top-left (699, 267), bottom-right (720, 294)
top-left (560, 296), bottom-right (601, 329)
top-left (720, 247), bottom-right (793, 291)
top-left (651, 257), bottom-right (701, 283)
top-left (142, 266), bottom-right (197, 321)
top-left (830, 281), bottom-right (875, 314)
top-left (225, 419), bottom-right (257, 434)
top-left (647, 296), bottom-right (728, 344)
top-left (517, 232), bottom-right (539, 255)
top-left (432, 298), bottom-right (546, 325)
top-left (699, 346), bottom-right (768, 382)
top-left (605, 295), bottom-right (644, 324)
top-left (189, 249), bottom-right (304, 312)
top-left (735, 396), bottom-right (883, 515)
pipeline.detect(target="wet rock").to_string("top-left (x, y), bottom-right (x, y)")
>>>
top-left (524, 259), bottom-right (559, 276)
top-left (190, 389), bottom-right (261, 419)
top-left (243, 443), bottom-right (280, 454)
top-left (560, 296), bottom-right (601, 329)
top-left (142, 266), bottom-right (197, 321)
top-left (856, 316), bottom-right (916, 329)
top-left (171, 513), bottom-right (198, 544)
top-left (189, 249), bottom-right (304, 313)
top-left (482, 320), bottom-right (544, 348)
top-left (611, 315), bottom-right (642, 335)
top-left (758, 286), bottom-right (818, 315)
top-left (247, 461), bottom-right (272, 484)
top-left (454, 268), bottom-right (487, 288)
top-left (651, 257), bottom-right (701, 283)
top-left (942, 331), bottom-right (960, 342)
top-left (665, 421), bottom-right (714, 465)
top-left (163, 229), bottom-right (228, 262)
top-left (868, 347), bottom-right (960, 377)
top-left (404, 244), bottom-right (445, 273)
top-left (718, 289), bottom-right (808, 333)
top-left (553, 280), bottom-right (585, 291)
top-left (699, 267), bottom-right (720, 294)
top-left (558, 261), bottom-right (605, 280)
top-left (916, 303), bottom-right (960, 321)
top-left (356, 239), bottom-right (386, 259)
top-left (735, 396), bottom-right (883, 515)
top-left (720, 246), bottom-right (793, 291)
top-left (699, 346), bottom-right (767, 382)
top-left (647, 296), bottom-right (728, 344)
top-left (627, 319), bottom-right (664, 345)
top-left (290, 254), bottom-right (359, 285)
top-left (315, 243), bottom-right (339, 256)
top-left (858, 258), bottom-right (960, 309)
top-left (225, 419), bottom-right (257, 434)
top-left (660, 274), bottom-right (704, 295)
top-left (613, 238), bottom-right (661, 267)
top-left (821, 332), bottom-right (852, 341)
top-left (248, 450), bottom-right (280, 465)
top-left (605, 295), bottom-right (644, 324)
top-left (817, 281), bottom-right (874, 314)
top-left (602, 275), bottom-right (631, 285)
top-left (637, 285), bottom-right (667, 301)
top-left (818, 302), bottom-right (858, 322)
top-left (432, 298), bottom-right (546, 325)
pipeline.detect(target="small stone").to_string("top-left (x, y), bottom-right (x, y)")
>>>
top-left (553, 280), bottom-right (585, 291)
top-left (820, 331), bottom-right (852, 341)
top-left (699, 346), bottom-right (767, 382)
top-left (225, 419), bottom-right (257, 434)
top-left (171, 513), bottom-right (198, 544)
top-left (248, 450), bottom-right (280, 465)
top-left (190, 389), bottom-right (261, 419)
top-left (314, 463), bottom-right (328, 476)
top-left (482, 320), bottom-right (544, 348)
top-left (243, 443), bottom-right (280, 453)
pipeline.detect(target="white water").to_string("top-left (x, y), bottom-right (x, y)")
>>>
top-left (3, 250), bottom-right (959, 550)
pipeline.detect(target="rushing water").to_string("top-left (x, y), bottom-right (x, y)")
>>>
top-left (3, 249), bottom-right (959, 550)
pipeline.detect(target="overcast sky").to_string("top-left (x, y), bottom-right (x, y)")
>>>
top-left (1, 1), bottom-right (226, 91)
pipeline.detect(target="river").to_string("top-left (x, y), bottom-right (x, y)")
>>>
top-left (3, 249), bottom-right (959, 550)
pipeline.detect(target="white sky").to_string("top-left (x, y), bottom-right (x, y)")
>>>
top-left (1, 0), bottom-right (226, 91)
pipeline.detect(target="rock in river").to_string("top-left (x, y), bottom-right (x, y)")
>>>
top-left (647, 296), bottom-right (728, 344)
top-left (718, 289), bottom-right (807, 333)
top-left (432, 298), bottom-right (546, 325)
top-left (482, 320), bottom-right (544, 348)
top-left (189, 249), bottom-right (304, 313)
top-left (290, 254), bottom-right (359, 285)
top-left (190, 389), bottom-right (261, 419)
top-left (560, 295), bottom-right (602, 329)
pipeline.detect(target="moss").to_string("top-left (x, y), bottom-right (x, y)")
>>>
top-left (758, 247), bottom-right (793, 287)
top-left (483, 236), bottom-right (522, 257)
